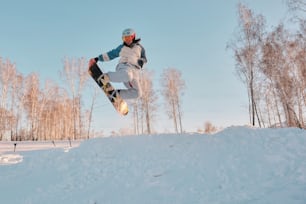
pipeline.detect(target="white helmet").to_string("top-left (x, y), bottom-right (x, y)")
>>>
top-left (122, 28), bottom-right (136, 39)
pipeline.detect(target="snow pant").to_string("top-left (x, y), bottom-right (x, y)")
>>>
top-left (107, 63), bottom-right (142, 100)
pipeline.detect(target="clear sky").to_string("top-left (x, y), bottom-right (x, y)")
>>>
top-left (0, 0), bottom-right (289, 134)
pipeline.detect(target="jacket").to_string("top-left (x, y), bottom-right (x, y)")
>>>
top-left (98, 39), bottom-right (147, 69)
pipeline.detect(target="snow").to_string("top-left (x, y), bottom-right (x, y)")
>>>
top-left (0, 127), bottom-right (306, 204)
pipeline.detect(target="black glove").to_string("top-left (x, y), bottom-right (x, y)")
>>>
top-left (137, 59), bottom-right (144, 68)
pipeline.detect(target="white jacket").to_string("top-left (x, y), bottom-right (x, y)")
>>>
top-left (98, 39), bottom-right (147, 69)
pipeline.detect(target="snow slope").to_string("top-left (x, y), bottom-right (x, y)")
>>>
top-left (0, 127), bottom-right (306, 204)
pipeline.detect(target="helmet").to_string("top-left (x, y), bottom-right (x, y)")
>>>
top-left (122, 28), bottom-right (136, 39)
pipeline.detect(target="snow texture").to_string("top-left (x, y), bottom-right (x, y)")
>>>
top-left (0, 127), bottom-right (306, 204)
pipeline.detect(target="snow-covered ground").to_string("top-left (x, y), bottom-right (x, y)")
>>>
top-left (0, 127), bottom-right (306, 204)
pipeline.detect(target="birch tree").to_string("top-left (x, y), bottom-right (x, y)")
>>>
top-left (0, 59), bottom-right (16, 140)
top-left (160, 68), bottom-right (185, 133)
top-left (10, 71), bottom-right (24, 140)
top-left (138, 70), bottom-right (158, 134)
top-left (61, 57), bottom-right (88, 139)
top-left (261, 25), bottom-right (302, 128)
top-left (23, 73), bottom-right (41, 140)
top-left (228, 3), bottom-right (265, 126)
top-left (85, 88), bottom-right (98, 139)
top-left (261, 22), bottom-right (306, 128)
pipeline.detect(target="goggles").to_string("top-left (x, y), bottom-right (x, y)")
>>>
top-left (122, 35), bottom-right (135, 43)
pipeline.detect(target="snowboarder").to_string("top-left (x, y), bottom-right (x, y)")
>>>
top-left (89, 28), bottom-right (147, 100)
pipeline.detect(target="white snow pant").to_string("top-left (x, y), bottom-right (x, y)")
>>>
top-left (107, 63), bottom-right (142, 100)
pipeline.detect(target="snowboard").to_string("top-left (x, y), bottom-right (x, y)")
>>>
top-left (88, 63), bottom-right (129, 116)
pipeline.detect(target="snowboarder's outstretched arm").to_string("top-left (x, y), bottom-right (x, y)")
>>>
top-left (97, 45), bottom-right (124, 62)
top-left (88, 45), bottom-right (123, 67)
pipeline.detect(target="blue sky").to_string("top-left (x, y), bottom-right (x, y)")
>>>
top-left (0, 0), bottom-right (289, 134)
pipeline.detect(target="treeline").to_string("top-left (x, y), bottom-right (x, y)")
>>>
top-left (0, 57), bottom-right (185, 141)
top-left (229, 1), bottom-right (306, 128)
top-left (0, 58), bottom-right (89, 141)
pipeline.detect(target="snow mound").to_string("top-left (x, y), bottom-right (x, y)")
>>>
top-left (0, 127), bottom-right (306, 204)
top-left (0, 154), bottom-right (23, 165)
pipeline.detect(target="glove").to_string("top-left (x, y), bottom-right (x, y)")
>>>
top-left (89, 57), bottom-right (99, 67)
top-left (137, 59), bottom-right (144, 68)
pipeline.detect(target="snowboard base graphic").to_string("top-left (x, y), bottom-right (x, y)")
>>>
top-left (88, 63), bottom-right (128, 116)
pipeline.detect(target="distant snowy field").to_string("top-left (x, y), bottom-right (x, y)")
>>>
top-left (0, 127), bottom-right (306, 204)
